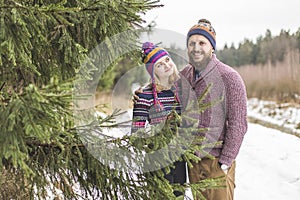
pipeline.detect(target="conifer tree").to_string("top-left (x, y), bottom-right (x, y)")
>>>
top-left (0, 0), bottom-right (221, 199)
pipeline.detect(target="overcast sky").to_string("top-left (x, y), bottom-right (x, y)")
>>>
top-left (142, 0), bottom-right (300, 49)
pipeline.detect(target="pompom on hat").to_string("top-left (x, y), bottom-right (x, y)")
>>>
top-left (142, 42), bottom-right (169, 75)
top-left (141, 42), bottom-right (169, 111)
top-left (187, 19), bottom-right (216, 50)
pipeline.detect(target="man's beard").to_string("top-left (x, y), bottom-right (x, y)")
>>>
top-left (189, 51), bottom-right (212, 71)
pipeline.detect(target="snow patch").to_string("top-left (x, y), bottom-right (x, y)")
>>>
top-left (247, 98), bottom-right (300, 136)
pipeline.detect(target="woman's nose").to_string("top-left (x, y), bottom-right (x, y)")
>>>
top-left (164, 63), bottom-right (171, 69)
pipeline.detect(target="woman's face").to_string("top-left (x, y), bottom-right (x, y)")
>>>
top-left (154, 56), bottom-right (175, 81)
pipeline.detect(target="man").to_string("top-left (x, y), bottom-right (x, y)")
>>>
top-left (181, 18), bottom-right (248, 200)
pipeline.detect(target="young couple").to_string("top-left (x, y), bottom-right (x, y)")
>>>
top-left (131, 19), bottom-right (248, 200)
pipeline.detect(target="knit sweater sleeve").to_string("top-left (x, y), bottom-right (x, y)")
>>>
top-left (219, 69), bottom-right (248, 166)
top-left (131, 93), bottom-right (151, 133)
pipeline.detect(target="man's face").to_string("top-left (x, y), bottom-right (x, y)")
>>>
top-left (187, 34), bottom-right (214, 69)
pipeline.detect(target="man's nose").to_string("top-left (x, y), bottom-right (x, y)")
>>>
top-left (194, 43), bottom-right (201, 51)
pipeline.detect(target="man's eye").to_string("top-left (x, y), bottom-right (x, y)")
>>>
top-left (189, 42), bottom-right (195, 46)
top-left (165, 57), bottom-right (170, 62)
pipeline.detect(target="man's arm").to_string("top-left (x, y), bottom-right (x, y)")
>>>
top-left (219, 70), bottom-right (248, 166)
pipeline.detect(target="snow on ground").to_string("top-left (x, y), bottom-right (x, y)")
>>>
top-left (247, 98), bottom-right (300, 136)
top-left (68, 98), bottom-right (300, 199)
top-left (235, 98), bottom-right (300, 200)
top-left (184, 122), bottom-right (300, 200)
top-left (235, 123), bottom-right (300, 200)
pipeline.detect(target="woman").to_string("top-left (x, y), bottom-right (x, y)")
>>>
top-left (131, 42), bottom-right (186, 197)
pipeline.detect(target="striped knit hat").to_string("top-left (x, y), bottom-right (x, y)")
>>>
top-left (142, 42), bottom-right (169, 111)
top-left (187, 19), bottom-right (216, 50)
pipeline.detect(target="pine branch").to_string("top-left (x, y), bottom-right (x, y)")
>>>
top-left (0, 82), bottom-right (5, 91)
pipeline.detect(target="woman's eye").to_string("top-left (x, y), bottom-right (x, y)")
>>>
top-left (165, 57), bottom-right (170, 62)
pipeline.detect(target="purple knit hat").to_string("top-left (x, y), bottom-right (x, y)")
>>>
top-left (142, 42), bottom-right (169, 111)
top-left (187, 19), bottom-right (216, 50)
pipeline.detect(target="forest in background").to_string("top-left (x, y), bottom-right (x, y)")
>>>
top-left (217, 29), bottom-right (300, 103)
top-left (100, 28), bottom-right (300, 104)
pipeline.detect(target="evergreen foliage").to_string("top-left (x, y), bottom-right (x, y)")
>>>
top-left (0, 0), bottom-right (222, 199)
top-left (217, 28), bottom-right (300, 67)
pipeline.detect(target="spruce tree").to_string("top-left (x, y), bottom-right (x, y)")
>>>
top-left (0, 0), bottom-right (222, 199)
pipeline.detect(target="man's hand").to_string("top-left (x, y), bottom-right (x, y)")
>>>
top-left (132, 87), bottom-right (142, 103)
top-left (219, 162), bottom-right (229, 175)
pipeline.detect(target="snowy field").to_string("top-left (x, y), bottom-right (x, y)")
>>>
top-left (235, 98), bottom-right (300, 200)
top-left (247, 98), bottom-right (300, 136)
top-left (184, 122), bottom-right (300, 200)
top-left (235, 123), bottom-right (300, 200)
